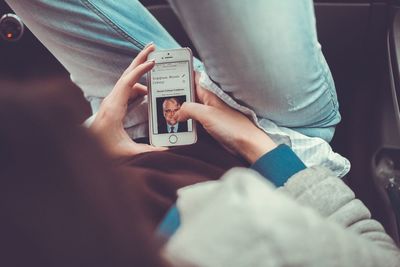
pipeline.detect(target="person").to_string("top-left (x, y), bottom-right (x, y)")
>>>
top-left (159, 97), bottom-right (188, 134)
top-left (5, 0), bottom-right (350, 177)
top-left (0, 88), bottom-right (169, 267)
top-left (1, 46), bottom-right (399, 266)
top-left (87, 46), bottom-right (400, 266)
top-left (4, 0), bottom-right (396, 265)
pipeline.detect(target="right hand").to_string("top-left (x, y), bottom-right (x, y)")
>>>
top-left (174, 73), bottom-right (277, 164)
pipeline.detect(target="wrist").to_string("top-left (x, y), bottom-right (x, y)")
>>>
top-left (236, 127), bottom-right (277, 164)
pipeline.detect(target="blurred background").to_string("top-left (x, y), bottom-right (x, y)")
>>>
top-left (1, 0), bottom-right (400, 243)
top-left (0, 1), bottom-right (90, 123)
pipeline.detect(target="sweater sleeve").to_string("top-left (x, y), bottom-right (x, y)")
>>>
top-left (163, 167), bottom-right (400, 267)
top-left (279, 166), bottom-right (400, 256)
top-left (158, 145), bottom-right (305, 238)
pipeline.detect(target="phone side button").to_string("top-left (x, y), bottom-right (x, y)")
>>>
top-left (169, 134), bottom-right (178, 144)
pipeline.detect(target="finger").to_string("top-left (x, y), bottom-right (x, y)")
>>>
top-left (125, 59), bottom-right (155, 88)
top-left (130, 83), bottom-right (148, 99)
top-left (123, 43), bottom-right (156, 76)
top-left (113, 60), bottom-right (155, 107)
top-left (174, 102), bottom-right (215, 125)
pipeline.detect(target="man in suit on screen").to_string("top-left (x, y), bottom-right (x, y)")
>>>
top-left (158, 97), bottom-right (188, 134)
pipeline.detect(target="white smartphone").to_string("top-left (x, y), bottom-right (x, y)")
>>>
top-left (147, 48), bottom-right (197, 147)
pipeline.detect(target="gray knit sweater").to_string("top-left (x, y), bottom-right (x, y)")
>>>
top-left (163, 167), bottom-right (400, 267)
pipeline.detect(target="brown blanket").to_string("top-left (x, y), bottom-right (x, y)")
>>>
top-left (121, 134), bottom-right (248, 229)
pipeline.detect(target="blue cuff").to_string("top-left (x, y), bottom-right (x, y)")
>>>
top-left (156, 205), bottom-right (180, 239)
top-left (251, 144), bottom-right (306, 187)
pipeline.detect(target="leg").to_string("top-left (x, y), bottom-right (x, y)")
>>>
top-left (5, 0), bottom-right (201, 139)
top-left (168, 0), bottom-right (340, 141)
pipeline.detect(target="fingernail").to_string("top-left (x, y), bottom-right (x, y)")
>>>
top-left (144, 41), bottom-right (154, 49)
top-left (146, 59), bottom-right (156, 64)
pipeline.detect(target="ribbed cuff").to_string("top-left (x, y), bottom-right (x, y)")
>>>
top-left (251, 144), bottom-right (306, 187)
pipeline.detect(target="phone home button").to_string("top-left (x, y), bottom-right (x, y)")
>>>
top-left (169, 134), bottom-right (178, 144)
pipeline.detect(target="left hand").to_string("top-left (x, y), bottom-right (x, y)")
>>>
top-left (90, 44), bottom-right (167, 159)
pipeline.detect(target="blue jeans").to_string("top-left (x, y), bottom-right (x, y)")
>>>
top-left (6, 0), bottom-right (340, 142)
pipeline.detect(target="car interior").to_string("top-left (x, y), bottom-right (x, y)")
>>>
top-left (1, 0), bottom-right (400, 246)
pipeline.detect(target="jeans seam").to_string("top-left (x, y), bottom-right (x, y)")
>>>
top-left (324, 78), bottom-right (337, 114)
top-left (325, 74), bottom-right (338, 112)
top-left (318, 53), bottom-right (338, 116)
top-left (322, 59), bottom-right (338, 112)
top-left (81, 0), bottom-right (146, 49)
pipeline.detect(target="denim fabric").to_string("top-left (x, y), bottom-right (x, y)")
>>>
top-left (168, 0), bottom-right (341, 142)
top-left (6, 0), bottom-right (349, 176)
top-left (199, 72), bottom-right (350, 178)
top-left (6, 0), bottom-right (190, 138)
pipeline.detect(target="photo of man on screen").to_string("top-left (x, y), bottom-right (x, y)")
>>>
top-left (158, 97), bottom-right (188, 134)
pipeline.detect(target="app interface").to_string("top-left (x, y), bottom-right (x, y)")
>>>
top-left (150, 61), bottom-right (193, 135)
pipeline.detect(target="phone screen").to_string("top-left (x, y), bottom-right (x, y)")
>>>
top-left (150, 60), bottom-right (193, 135)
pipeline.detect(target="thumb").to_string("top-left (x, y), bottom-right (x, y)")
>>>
top-left (175, 102), bottom-right (214, 125)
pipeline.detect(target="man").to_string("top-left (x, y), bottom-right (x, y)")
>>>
top-left (159, 97), bottom-right (188, 134)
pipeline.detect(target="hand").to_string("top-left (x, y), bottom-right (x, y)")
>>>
top-left (175, 73), bottom-right (276, 164)
top-left (90, 44), bottom-right (166, 159)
